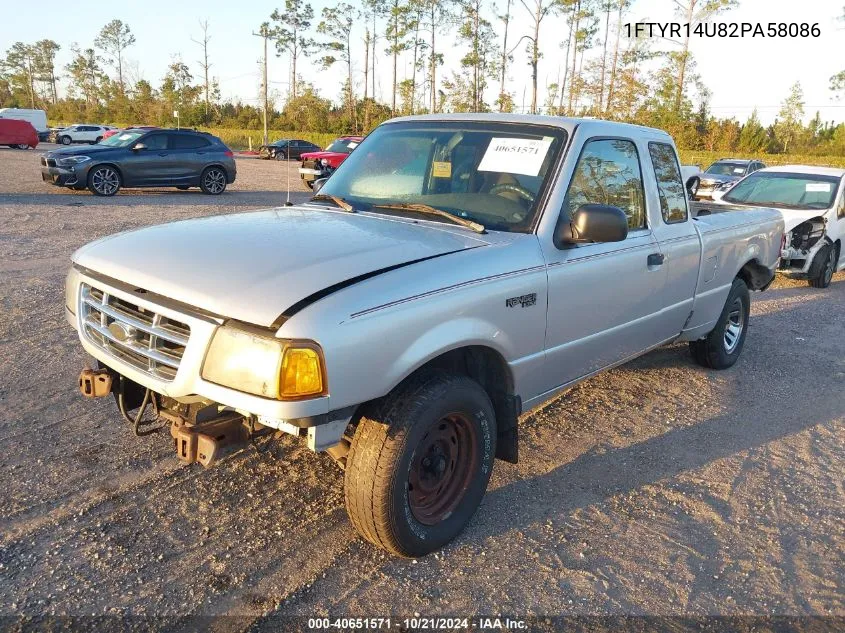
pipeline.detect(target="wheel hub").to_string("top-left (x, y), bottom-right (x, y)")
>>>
top-left (723, 297), bottom-right (744, 353)
top-left (408, 414), bottom-right (478, 525)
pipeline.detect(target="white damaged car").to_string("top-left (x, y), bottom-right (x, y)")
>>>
top-left (704, 165), bottom-right (845, 288)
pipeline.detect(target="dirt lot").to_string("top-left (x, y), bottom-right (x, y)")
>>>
top-left (0, 145), bottom-right (843, 628)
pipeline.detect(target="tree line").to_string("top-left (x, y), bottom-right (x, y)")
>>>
top-left (1, 2), bottom-right (844, 155)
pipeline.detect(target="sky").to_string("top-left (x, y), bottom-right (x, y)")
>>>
top-left (1, 0), bottom-right (843, 126)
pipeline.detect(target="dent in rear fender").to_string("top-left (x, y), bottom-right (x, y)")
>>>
top-left (686, 211), bottom-right (781, 332)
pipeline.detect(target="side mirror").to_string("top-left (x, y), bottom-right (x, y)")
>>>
top-left (132, 142), bottom-right (147, 151)
top-left (685, 175), bottom-right (700, 198)
top-left (559, 204), bottom-right (629, 245)
top-left (312, 178), bottom-right (328, 194)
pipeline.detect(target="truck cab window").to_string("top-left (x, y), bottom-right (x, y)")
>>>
top-left (564, 138), bottom-right (646, 230)
top-left (648, 142), bottom-right (688, 223)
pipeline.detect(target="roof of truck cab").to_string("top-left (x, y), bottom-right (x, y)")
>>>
top-left (761, 165), bottom-right (845, 177)
top-left (386, 113), bottom-right (673, 139)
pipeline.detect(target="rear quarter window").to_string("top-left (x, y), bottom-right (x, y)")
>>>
top-left (170, 135), bottom-right (211, 149)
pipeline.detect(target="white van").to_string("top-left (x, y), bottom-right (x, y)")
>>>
top-left (0, 108), bottom-right (49, 140)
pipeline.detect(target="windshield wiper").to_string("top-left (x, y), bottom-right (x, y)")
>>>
top-left (310, 193), bottom-right (354, 212)
top-left (371, 203), bottom-right (486, 234)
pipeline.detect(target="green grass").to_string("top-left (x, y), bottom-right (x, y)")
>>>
top-left (209, 133), bottom-right (845, 167)
top-left (679, 150), bottom-right (845, 169)
top-left (202, 128), bottom-right (336, 151)
top-left (94, 123), bottom-right (845, 164)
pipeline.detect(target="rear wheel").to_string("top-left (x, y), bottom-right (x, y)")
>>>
top-left (689, 277), bottom-right (750, 370)
top-left (808, 243), bottom-right (836, 289)
top-left (344, 371), bottom-right (496, 557)
top-left (88, 166), bottom-right (121, 196)
top-left (200, 166), bottom-right (227, 194)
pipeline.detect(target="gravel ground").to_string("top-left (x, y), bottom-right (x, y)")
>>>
top-left (0, 145), bottom-right (843, 629)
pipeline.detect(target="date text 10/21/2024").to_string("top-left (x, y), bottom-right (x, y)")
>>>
top-left (307, 617), bottom-right (528, 630)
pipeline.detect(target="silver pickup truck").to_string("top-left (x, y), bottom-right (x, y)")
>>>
top-left (66, 114), bottom-right (783, 557)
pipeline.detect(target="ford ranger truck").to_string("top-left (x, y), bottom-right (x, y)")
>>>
top-left (66, 115), bottom-right (784, 557)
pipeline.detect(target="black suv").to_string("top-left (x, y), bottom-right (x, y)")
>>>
top-left (40, 129), bottom-right (237, 196)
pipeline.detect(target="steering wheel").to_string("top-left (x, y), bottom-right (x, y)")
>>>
top-left (488, 182), bottom-right (536, 203)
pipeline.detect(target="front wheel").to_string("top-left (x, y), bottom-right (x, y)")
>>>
top-left (344, 371), bottom-right (496, 557)
top-left (60, 135), bottom-right (72, 145)
top-left (808, 243), bottom-right (836, 289)
top-left (689, 277), bottom-right (750, 369)
top-left (200, 167), bottom-right (227, 194)
top-left (87, 166), bottom-right (121, 196)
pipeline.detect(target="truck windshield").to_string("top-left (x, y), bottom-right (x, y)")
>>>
top-left (324, 138), bottom-right (359, 153)
top-left (722, 172), bottom-right (841, 210)
top-left (317, 120), bottom-right (568, 233)
top-left (705, 162), bottom-right (748, 176)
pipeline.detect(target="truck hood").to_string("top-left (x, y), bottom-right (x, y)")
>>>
top-left (700, 174), bottom-right (742, 185)
top-left (707, 200), bottom-right (829, 232)
top-left (300, 150), bottom-right (349, 163)
top-left (72, 206), bottom-right (489, 327)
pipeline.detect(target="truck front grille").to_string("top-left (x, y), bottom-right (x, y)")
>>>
top-left (79, 283), bottom-right (190, 381)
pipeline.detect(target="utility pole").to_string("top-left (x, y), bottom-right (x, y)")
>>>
top-left (252, 26), bottom-right (271, 146)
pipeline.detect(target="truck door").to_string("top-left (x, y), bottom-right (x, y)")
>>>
top-left (540, 137), bottom-right (670, 393)
top-left (644, 141), bottom-right (701, 335)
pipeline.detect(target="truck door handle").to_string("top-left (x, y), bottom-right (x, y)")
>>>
top-left (158, 152), bottom-right (168, 156)
top-left (647, 253), bottom-right (665, 266)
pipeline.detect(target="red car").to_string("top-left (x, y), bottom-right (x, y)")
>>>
top-left (298, 136), bottom-right (364, 188)
top-left (101, 125), bottom-right (158, 140)
top-left (0, 118), bottom-right (38, 149)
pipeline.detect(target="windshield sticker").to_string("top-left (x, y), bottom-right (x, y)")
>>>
top-left (478, 137), bottom-right (553, 176)
top-left (118, 134), bottom-right (133, 140)
top-left (806, 182), bottom-right (831, 192)
top-left (733, 167), bottom-right (744, 174)
top-left (432, 161), bottom-right (452, 178)
top-left (348, 142), bottom-right (359, 148)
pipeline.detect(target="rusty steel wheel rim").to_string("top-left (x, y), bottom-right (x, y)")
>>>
top-left (408, 413), bottom-right (478, 526)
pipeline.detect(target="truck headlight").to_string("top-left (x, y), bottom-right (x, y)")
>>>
top-left (65, 268), bottom-right (81, 316)
top-left (201, 326), bottom-right (326, 400)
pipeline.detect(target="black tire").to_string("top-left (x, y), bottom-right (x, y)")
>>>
top-left (689, 277), bottom-right (750, 370)
top-left (14, 144), bottom-right (29, 150)
top-left (199, 166), bottom-right (227, 194)
top-left (305, 180), bottom-right (314, 189)
top-left (176, 185), bottom-right (190, 190)
top-left (60, 135), bottom-right (72, 145)
top-left (87, 165), bottom-right (121, 196)
top-left (344, 371), bottom-right (496, 557)
top-left (808, 243), bottom-right (836, 289)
